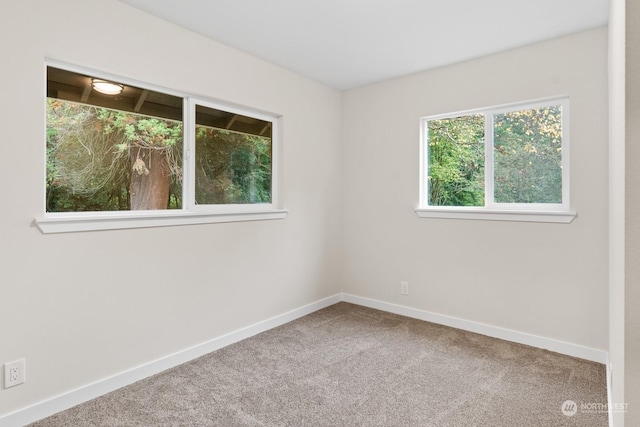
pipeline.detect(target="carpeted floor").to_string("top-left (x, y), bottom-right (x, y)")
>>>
top-left (29, 303), bottom-right (608, 426)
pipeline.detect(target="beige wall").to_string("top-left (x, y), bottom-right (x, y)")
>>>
top-left (342, 28), bottom-right (609, 351)
top-left (626, 0), bottom-right (640, 424)
top-left (0, 0), bottom-right (343, 416)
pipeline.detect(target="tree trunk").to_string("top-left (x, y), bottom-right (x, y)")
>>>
top-left (130, 149), bottom-right (170, 210)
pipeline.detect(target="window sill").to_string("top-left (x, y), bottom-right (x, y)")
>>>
top-left (35, 209), bottom-right (289, 234)
top-left (415, 208), bottom-right (576, 223)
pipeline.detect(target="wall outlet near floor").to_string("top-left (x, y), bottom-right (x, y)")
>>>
top-left (4, 359), bottom-right (26, 388)
top-left (400, 281), bottom-right (409, 296)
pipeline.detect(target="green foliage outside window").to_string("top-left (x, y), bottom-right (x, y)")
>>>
top-left (427, 114), bottom-right (485, 206)
top-left (47, 99), bottom-right (183, 212)
top-left (493, 106), bottom-right (562, 204)
top-left (195, 126), bottom-right (272, 205)
top-left (426, 104), bottom-right (563, 207)
top-left (47, 99), bottom-right (272, 212)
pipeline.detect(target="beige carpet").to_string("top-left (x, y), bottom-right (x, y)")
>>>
top-left (30, 303), bottom-right (608, 426)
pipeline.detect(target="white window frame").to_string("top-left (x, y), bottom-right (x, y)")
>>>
top-left (36, 61), bottom-right (286, 233)
top-left (416, 97), bottom-right (575, 223)
top-left (185, 98), bottom-right (280, 215)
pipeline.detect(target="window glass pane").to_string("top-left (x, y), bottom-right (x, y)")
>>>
top-left (195, 104), bottom-right (272, 205)
top-left (46, 67), bottom-right (183, 212)
top-left (493, 106), bottom-right (562, 204)
top-left (427, 114), bottom-right (484, 206)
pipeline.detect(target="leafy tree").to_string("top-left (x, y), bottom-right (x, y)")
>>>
top-left (493, 106), bottom-right (562, 203)
top-left (427, 114), bottom-right (485, 206)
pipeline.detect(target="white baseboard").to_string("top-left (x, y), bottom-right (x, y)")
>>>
top-left (342, 294), bottom-right (609, 364)
top-left (1, 292), bottom-right (608, 426)
top-left (0, 294), bottom-right (342, 427)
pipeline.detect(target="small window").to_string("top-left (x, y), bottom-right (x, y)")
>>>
top-left (40, 64), bottom-right (284, 232)
top-left (418, 98), bottom-right (573, 222)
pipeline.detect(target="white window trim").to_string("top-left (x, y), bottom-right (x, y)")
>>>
top-left (35, 209), bottom-right (289, 233)
top-left (37, 60), bottom-right (286, 233)
top-left (417, 96), bottom-right (574, 224)
top-left (414, 207), bottom-right (575, 223)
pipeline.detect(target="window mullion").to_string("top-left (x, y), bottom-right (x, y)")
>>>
top-left (561, 99), bottom-right (570, 211)
top-left (484, 113), bottom-right (494, 209)
top-left (183, 98), bottom-right (196, 211)
top-left (420, 119), bottom-right (429, 207)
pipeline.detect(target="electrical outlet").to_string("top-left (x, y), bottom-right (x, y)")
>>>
top-left (4, 359), bottom-right (25, 388)
top-left (400, 281), bottom-right (409, 296)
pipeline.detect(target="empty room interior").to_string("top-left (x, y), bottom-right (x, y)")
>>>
top-left (0, 0), bottom-right (637, 426)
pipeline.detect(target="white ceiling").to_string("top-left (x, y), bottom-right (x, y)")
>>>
top-left (119, 0), bottom-right (610, 90)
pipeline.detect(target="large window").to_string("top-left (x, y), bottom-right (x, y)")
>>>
top-left (418, 98), bottom-right (574, 223)
top-left (39, 64), bottom-right (284, 232)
